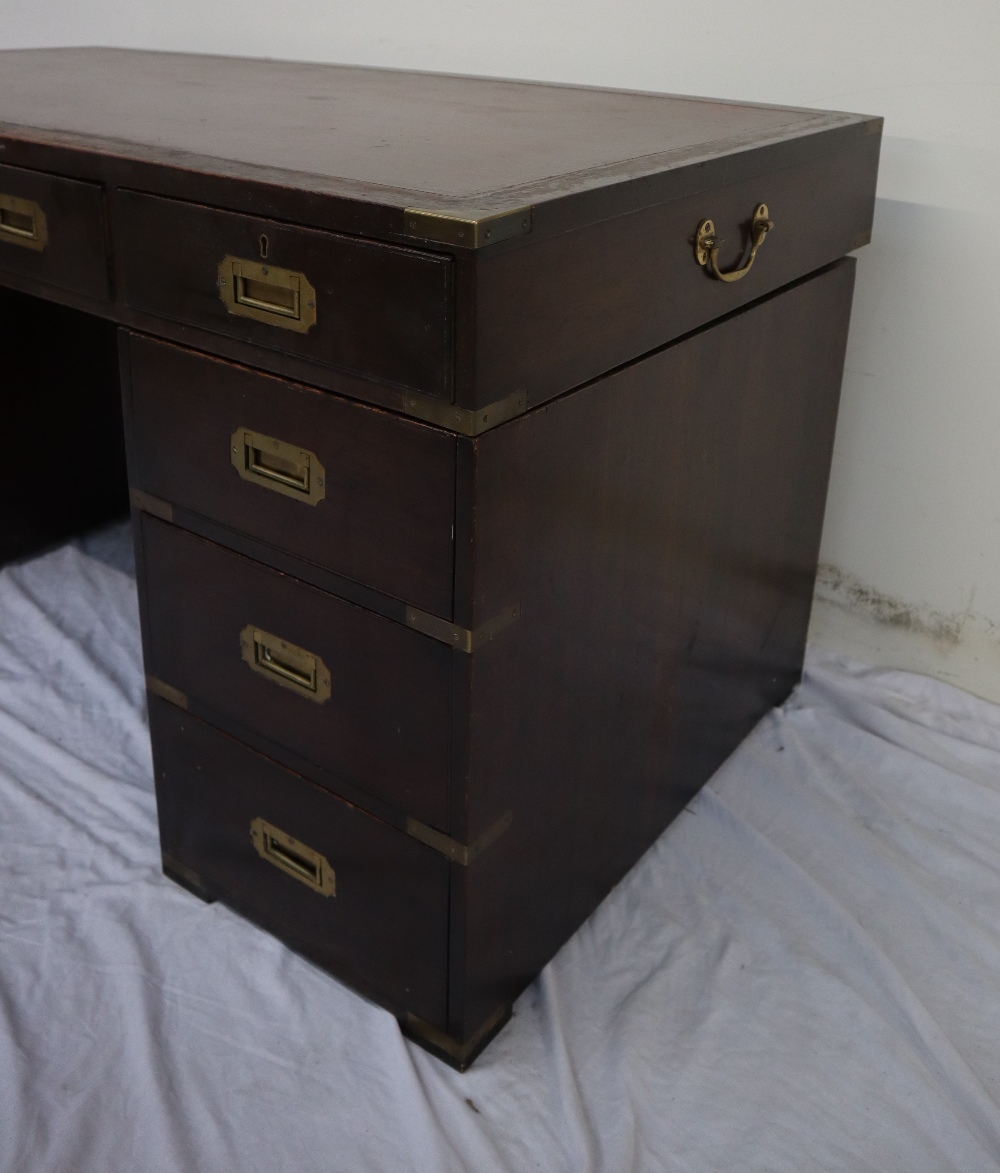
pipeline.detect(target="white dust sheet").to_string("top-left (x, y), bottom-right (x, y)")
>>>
top-left (2, 523), bottom-right (1000, 1172)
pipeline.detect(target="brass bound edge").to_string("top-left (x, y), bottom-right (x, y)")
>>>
top-left (401, 1002), bottom-right (512, 1070)
top-left (405, 603), bottom-right (520, 653)
top-left (403, 206), bottom-right (532, 249)
top-left (405, 809), bottom-right (513, 866)
top-left (146, 674), bottom-right (188, 710)
top-left (161, 852), bottom-right (213, 901)
top-left (401, 388), bottom-right (527, 437)
top-left (162, 853), bottom-right (199, 886)
top-left (129, 488), bottom-right (173, 523)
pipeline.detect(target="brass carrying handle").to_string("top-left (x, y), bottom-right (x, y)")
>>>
top-left (0, 194), bottom-right (48, 251)
top-left (695, 203), bottom-right (773, 283)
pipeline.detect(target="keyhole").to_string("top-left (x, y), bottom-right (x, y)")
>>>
top-left (259, 234), bottom-right (269, 259)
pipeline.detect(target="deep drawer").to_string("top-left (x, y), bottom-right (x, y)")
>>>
top-left (125, 334), bottom-right (456, 618)
top-left (140, 516), bottom-right (453, 829)
top-left (0, 163), bottom-right (109, 300)
top-left (118, 190), bottom-right (453, 397)
top-left (150, 697), bottom-right (449, 1028)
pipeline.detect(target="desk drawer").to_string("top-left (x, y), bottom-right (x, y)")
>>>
top-left (126, 334), bottom-right (456, 618)
top-left (141, 516), bottom-right (452, 829)
top-left (119, 190), bottom-right (453, 397)
top-left (0, 163), bottom-right (109, 300)
top-left (150, 697), bottom-right (449, 1028)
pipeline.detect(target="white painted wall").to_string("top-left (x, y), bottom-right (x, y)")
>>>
top-left (4, 1), bottom-right (999, 699)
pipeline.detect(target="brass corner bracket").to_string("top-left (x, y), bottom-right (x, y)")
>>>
top-left (401, 1002), bottom-right (512, 1071)
top-left (146, 674), bottom-right (188, 710)
top-left (405, 810), bottom-right (514, 866)
top-left (405, 602), bottom-right (520, 653)
top-left (401, 388), bottom-right (527, 436)
top-left (403, 206), bottom-right (533, 249)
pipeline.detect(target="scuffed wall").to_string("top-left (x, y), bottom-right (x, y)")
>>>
top-left (811, 565), bottom-right (1000, 704)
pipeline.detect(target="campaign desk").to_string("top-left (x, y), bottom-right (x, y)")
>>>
top-left (0, 49), bottom-right (880, 1068)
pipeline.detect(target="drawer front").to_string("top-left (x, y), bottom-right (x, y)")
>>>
top-left (141, 516), bottom-right (452, 829)
top-left (127, 334), bottom-right (456, 618)
top-left (150, 697), bottom-right (449, 1028)
top-left (0, 163), bottom-right (109, 300)
top-left (119, 190), bottom-right (453, 397)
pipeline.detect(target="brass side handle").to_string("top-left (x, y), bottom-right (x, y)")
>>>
top-left (0, 194), bottom-right (47, 251)
top-left (694, 203), bottom-right (773, 283)
top-left (240, 625), bottom-right (332, 703)
top-left (251, 817), bottom-right (335, 896)
top-left (231, 428), bottom-right (326, 506)
top-left (218, 256), bottom-right (317, 333)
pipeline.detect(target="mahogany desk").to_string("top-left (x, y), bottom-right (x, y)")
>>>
top-left (0, 48), bottom-right (880, 1068)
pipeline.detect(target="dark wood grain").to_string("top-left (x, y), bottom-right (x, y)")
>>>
top-left (0, 162), bottom-right (110, 301)
top-left (125, 334), bottom-right (456, 617)
top-left (118, 191), bottom-right (453, 399)
top-left (0, 286), bottom-right (126, 563)
top-left (450, 260), bottom-right (857, 1037)
top-left (139, 516), bottom-right (454, 830)
top-left (150, 695), bottom-right (451, 1029)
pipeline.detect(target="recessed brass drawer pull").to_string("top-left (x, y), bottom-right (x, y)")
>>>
top-left (694, 203), bottom-right (773, 283)
top-left (251, 817), bottom-right (335, 895)
top-left (217, 256), bottom-right (317, 333)
top-left (231, 428), bottom-right (326, 505)
top-left (0, 194), bottom-right (47, 251)
top-left (240, 625), bottom-right (332, 703)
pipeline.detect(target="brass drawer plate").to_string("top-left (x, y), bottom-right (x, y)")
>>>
top-left (231, 427), bottom-right (326, 505)
top-left (250, 817), bottom-right (335, 896)
top-left (240, 624), bottom-right (332, 703)
top-left (0, 194), bottom-right (47, 251)
top-left (218, 256), bottom-right (317, 333)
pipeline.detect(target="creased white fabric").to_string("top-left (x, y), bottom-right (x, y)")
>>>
top-left (2, 523), bottom-right (1000, 1172)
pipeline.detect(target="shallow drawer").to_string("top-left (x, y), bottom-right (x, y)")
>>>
top-left (126, 334), bottom-right (456, 618)
top-left (150, 697), bottom-right (449, 1028)
top-left (141, 516), bottom-right (452, 829)
top-left (0, 163), bottom-right (109, 300)
top-left (119, 190), bottom-right (453, 397)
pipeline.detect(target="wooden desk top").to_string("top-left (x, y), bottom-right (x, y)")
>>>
top-left (0, 48), bottom-right (872, 221)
